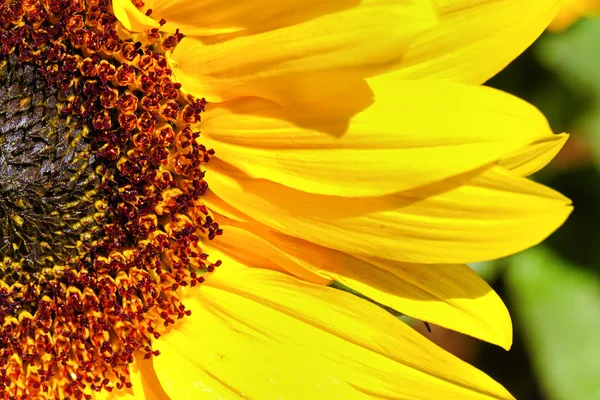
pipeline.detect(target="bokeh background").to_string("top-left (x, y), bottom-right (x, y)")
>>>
top-left (413, 15), bottom-right (600, 400)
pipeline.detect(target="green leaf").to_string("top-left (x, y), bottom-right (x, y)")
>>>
top-left (537, 19), bottom-right (600, 96)
top-left (506, 247), bottom-right (600, 400)
top-left (536, 21), bottom-right (600, 169)
top-left (469, 260), bottom-right (502, 283)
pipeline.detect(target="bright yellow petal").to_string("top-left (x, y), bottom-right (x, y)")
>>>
top-left (93, 353), bottom-right (169, 399)
top-left (206, 222), bottom-right (512, 349)
top-left (388, 0), bottom-right (562, 84)
top-left (205, 163), bottom-right (572, 264)
top-left (153, 260), bottom-right (514, 399)
top-left (203, 190), bottom-right (251, 222)
top-left (207, 223), bottom-right (331, 284)
top-left (112, 0), bottom-right (160, 32)
top-left (248, 227), bottom-right (512, 349)
top-left (139, 0), bottom-right (366, 36)
top-left (168, 0), bottom-right (437, 104)
top-left (128, 354), bottom-right (171, 400)
top-left (499, 132), bottom-right (568, 176)
top-left (203, 78), bottom-right (560, 197)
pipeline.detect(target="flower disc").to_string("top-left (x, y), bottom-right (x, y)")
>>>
top-left (0, 0), bottom-right (218, 398)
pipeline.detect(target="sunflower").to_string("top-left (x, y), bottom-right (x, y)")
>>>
top-left (549, 0), bottom-right (600, 31)
top-left (0, 0), bottom-right (571, 398)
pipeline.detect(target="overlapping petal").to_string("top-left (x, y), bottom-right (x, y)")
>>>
top-left (206, 224), bottom-right (512, 348)
top-left (138, 0), bottom-right (368, 36)
top-left (202, 77), bottom-right (563, 197)
top-left (106, 1), bottom-right (573, 399)
top-left (153, 260), bottom-right (514, 400)
top-left (499, 133), bottom-right (568, 176)
top-left (205, 163), bottom-right (571, 264)
top-left (206, 224), bottom-right (331, 284)
top-left (112, 0), bottom-right (160, 32)
top-left (168, 0), bottom-right (437, 104)
top-left (93, 354), bottom-right (168, 399)
top-left (389, 0), bottom-right (563, 83)
top-left (119, 0), bottom-right (561, 88)
top-left (128, 356), bottom-right (171, 400)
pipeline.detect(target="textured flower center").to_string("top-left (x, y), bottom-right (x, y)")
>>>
top-left (0, 0), bottom-right (219, 398)
top-left (0, 53), bottom-right (100, 276)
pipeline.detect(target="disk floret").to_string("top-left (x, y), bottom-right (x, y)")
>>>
top-left (0, 0), bottom-right (219, 398)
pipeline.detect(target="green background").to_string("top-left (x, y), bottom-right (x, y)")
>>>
top-left (471, 18), bottom-right (600, 400)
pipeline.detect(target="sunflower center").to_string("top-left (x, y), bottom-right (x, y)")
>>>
top-left (0, 53), bottom-right (100, 278)
top-left (0, 0), bottom-right (220, 397)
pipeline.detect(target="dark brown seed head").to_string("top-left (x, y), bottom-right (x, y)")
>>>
top-left (0, 0), bottom-right (218, 398)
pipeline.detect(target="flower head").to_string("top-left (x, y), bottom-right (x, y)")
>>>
top-left (0, 0), bottom-right (571, 399)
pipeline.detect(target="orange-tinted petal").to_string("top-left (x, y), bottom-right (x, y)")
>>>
top-left (207, 223), bottom-right (331, 284)
top-left (128, 354), bottom-right (171, 400)
top-left (549, 0), bottom-right (600, 32)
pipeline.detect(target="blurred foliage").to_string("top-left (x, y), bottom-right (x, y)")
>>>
top-left (473, 17), bottom-right (600, 400)
top-left (507, 248), bottom-right (600, 400)
top-left (537, 18), bottom-right (600, 169)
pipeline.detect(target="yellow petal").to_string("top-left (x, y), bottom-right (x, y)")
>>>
top-left (112, 0), bottom-right (160, 32)
top-left (93, 353), bottom-right (169, 399)
top-left (388, 0), bottom-right (563, 84)
top-left (498, 133), bottom-right (568, 176)
top-left (207, 223), bottom-right (332, 285)
top-left (169, 0), bottom-right (437, 104)
top-left (208, 222), bottom-right (512, 348)
top-left (203, 190), bottom-right (251, 223)
top-left (153, 260), bottom-right (514, 399)
top-left (139, 0), bottom-right (365, 36)
top-left (203, 78), bottom-right (560, 197)
top-left (243, 227), bottom-right (512, 349)
top-left (128, 354), bottom-right (171, 400)
top-left (205, 163), bottom-right (572, 264)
